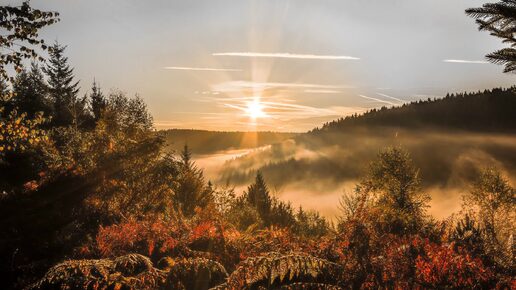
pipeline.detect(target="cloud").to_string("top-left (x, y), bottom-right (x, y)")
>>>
top-left (304, 89), bottom-right (341, 94)
top-left (212, 81), bottom-right (355, 92)
top-left (443, 59), bottom-right (489, 64)
top-left (213, 52), bottom-right (360, 60)
top-left (358, 94), bottom-right (397, 106)
top-left (164, 66), bottom-right (243, 72)
top-left (376, 93), bottom-right (406, 103)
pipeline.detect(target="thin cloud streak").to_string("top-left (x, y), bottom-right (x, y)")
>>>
top-left (213, 52), bottom-right (360, 60)
top-left (376, 93), bottom-right (406, 103)
top-left (358, 94), bottom-right (397, 106)
top-left (443, 59), bottom-right (489, 64)
top-left (164, 66), bottom-right (243, 72)
top-left (213, 81), bottom-right (355, 92)
top-left (304, 89), bottom-right (341, 94)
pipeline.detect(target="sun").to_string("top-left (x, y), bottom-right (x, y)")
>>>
top-left (245, 98), bottom-right (267, 119)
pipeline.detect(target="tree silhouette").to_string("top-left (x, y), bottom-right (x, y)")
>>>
top-left (359, 147), bottom-right (429, 235)
top-left (173, 144), bottom-right (213, 217)
top-left (89, 80), bottom-right (106, 122)
top-left (245, 171), bottom-right (273, 224)
top-left (0, 1), bottom-right (59, 81)
top-left (12, 62), bottom-right (51, 118)
top-left (466, 0), bottom-right (516, 73)
top-left (44, 42), bottom-right (86, 127)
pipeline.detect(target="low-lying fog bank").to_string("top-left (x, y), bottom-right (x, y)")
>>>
top-left (194, 128), bottom-right (516, 220)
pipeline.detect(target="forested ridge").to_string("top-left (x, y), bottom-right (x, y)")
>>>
top-left (0, 1), bottom-right (515, 289)
top-left (163, 129), bottom-right (298, 155)
top-left (315, 87), bottom-right (516, 133)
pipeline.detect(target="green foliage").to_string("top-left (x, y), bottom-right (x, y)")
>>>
top-left (173, 145), bottom-right (214, 217)
top-left (466, 0), bottom-right (516, 73)
top-left (89, 80), bottom-right (106, 122)
top-left (317, 87), bottom-right (516, 132)
top-left (227, 197), bottom-right (264, 231)
top-left (293, 207), bottom-right (329, 238)
top-left (245, 171), bottom-right (273, 223)
top-left (450, 215), bottom-right (486, 258)
top-left (44, 42), bottom-right (87, 127)
top-left (464, 167), bottom-right (515, 270)
top-left (11, 62), bottom-right (51, 118)
top-left (359, 147), bottom-right (429, 235)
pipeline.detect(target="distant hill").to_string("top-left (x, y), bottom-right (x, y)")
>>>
top-left (162, 129), bottom-right (298, 155)
top-left (219, 87), bottom-right (516, 197)
top-left (315, 87), bottom-right (516, 134)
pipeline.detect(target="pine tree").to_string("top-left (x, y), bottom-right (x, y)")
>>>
top-left (173, 144), bottom-right (213, 217)
top-left (245, 171), bottom-right (272, 223)
top-left (12, 62), bottom-right (51, 118)
top-left (466, 0), bottom-right (516, 73)
top-left (44, 42), bottom-right (85, 127)
top-left (89, 80), bottom-right (106, 122)
top-left (180, 144), bottom-right (193, 169)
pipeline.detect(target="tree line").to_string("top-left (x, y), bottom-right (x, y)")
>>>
top-left (315, 87), bottom-right (516, 133)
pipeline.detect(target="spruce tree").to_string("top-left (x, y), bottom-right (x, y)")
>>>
top-left (44, 42), bottom-right (85, 127)
top-left (89, 80), bottom-right (106, 122)
top-left (245, 171), bottom-right (272, 223)
top-left (12, 62), bottom-right (51, 118)
top-left (173, 144), bottom-right (213, 217)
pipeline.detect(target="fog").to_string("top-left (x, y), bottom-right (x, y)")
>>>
top-left (193, 128), bottom-right (516, 220)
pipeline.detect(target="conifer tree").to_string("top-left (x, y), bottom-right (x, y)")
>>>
top-left (245, 171), bottom-right (272, 223)
top-left (12, 62), bottom-right (51, 118)
top-left (466, 0), bottom-right (516, 73)
top-left (89, 80), bottom-right (106, 122)
top-left (173, 144), bottom-right (213, 217)
top-left (44, 42), bottom-right (86, 127)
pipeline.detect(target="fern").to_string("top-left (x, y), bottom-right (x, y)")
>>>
top-left (212, 252), bottom-right (343, 289)
top-left (166, 257), bottom-right (228, 290)
top-left (278, 282), bottom-right (344, 289)
top-left (29, 254), bottom-right (166, 290)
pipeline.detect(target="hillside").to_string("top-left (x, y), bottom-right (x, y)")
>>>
top-left (162, 129), bottom-right (298, 154)
top-left (219, 88), bottom-right (516, 210)
top-left (315, 87), bottom-right (516, 133)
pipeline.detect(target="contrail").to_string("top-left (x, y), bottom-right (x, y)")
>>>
top-left (358, 94), bottom-right (397, 105)
top-left (377, 93), bottom-right (406, 103)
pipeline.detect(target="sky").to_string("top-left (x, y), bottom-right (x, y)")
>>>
top-left (8, 0), bottom-right (515, 132)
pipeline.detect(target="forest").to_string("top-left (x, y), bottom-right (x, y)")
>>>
top-left (163, 130), bottom-right (297, 155)
top-left (1, 1), bottom-right (515, 290)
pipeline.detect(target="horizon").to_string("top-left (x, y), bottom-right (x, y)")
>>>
top-left (6, 0), bottom-right (515, 132)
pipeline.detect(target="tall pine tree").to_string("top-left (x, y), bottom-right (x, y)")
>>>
top-left (173, 144), bottom-right (213, 217)
top-left (44, 42), bottom-right (86, 127)
top-left (245, 171), bottom-right (272, 223)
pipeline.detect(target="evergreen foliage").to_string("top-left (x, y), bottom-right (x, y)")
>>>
top-left (466, 0), bottom-right (516, 73)
top-left (43, 42), bottom-right (86, 127)
top-left (316, 87), bottom-right (516, 133)
top-left (12, 62), bottom-right (51, 118)
top-left (89, 80), bottom-right (106, 122)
